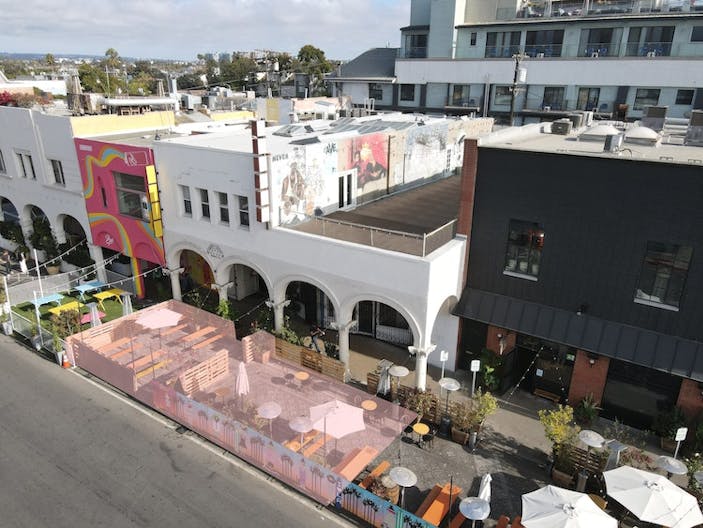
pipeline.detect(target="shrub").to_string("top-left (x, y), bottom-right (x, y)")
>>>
top-left (574, 394), bottom-right (601, 426)
top-left (538, 404), bottom-right (580, 447)
top-left (652, 406), bottom-right (687, 439)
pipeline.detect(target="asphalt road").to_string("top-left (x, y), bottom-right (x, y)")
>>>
top-left (0, 335), bottom-right (349, 528)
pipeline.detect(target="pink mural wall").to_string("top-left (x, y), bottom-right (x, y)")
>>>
top-left (74, 138), bottom-right (165, 296)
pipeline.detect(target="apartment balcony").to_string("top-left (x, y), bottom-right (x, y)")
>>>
top-left (496, 0), bottom-right (699, 21)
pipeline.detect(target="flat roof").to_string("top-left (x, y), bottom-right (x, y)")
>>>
top-left (480, 123), bottom-right (703, 166)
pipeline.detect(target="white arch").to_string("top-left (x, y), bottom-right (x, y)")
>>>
top-left (339, 293), bottom-right (422, 346)
top-left (166, 241), bottom-right (217, 272)
top-left (55, 213), bottom-right (89, 245)
top-left (214, 256), bottom-right (273, 299)
top-left (274, 274), bottom-right (341, 318)
top-left (429, 294), bottom-right (461, 370)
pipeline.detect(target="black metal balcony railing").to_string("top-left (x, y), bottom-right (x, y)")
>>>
top-left (484, 45), bottom-right (523, 58)
top-left (524, 44), bottom-right (564, 58)
top-left (582, 43), bottom-right (621, 57)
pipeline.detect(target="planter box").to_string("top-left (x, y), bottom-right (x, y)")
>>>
top-left (46, 264), bottom-right (60, 275)
top-left (451, 427), bottom-right (470, 445)
top-left (660, 437), bottom-right (678, 454)
top-left (2, 321), bottom-right (12, 335)
top-left (551, 468), bottom-right (574, 488)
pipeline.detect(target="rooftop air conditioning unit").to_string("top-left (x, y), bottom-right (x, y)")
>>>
top-left (604, 133), bottom-right (625, 153)
top-left (552, 119), bottom-right (572, 135)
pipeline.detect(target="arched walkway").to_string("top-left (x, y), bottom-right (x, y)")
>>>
top-left (429, 295), bottom-right (460, 372)
top-left (58, 214), bottom-right (88, 246)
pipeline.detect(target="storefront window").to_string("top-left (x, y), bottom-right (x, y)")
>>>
top-left (504, 219), bottom-right (545, 280)
top-left (114, 171), bottom-right (148, 221)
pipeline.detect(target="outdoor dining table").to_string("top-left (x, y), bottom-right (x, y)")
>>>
top-left (74, 280), bottom-right (107, 301)
top-left (48, 300), bottom-right (85, 316)
top-left (412, 422), bottom-right (430, 445)
top-left (93, 288), bottom-right (126, 311)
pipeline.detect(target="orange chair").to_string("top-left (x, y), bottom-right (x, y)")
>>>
top-left (497, 515), bottom-right (511, 528)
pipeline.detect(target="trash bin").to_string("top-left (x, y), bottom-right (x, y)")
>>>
top-left (468, 431), bottom-right (478, 451)
top-left (576, 469), bottom-right (588, 492)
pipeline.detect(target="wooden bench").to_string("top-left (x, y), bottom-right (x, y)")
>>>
top-left (103, 337), bottom-right (132, 355)
top-left (415, 484), bottom-right (443, 518)
top-left (420, 482), bottom-right (463, 527)
top-left (182, 326), bottom-right (216, 342)
top-left (335, 446), bottom-right (379, 481)
top-left (284, 430), bottom-right (319, 452)
top-left (192, 334), bottom-right (224, 350)
top-left (302, 434), bottom-right (333, 457)
top-left (449, 512), bottom-right (467, 528)
top-left (359, 460), bottom-right (391, 489)
top-left (126, 349), bottom-right (166, 370)
top-left (162, 324), bottom-right (187, 336)
top-left (136, 359), bottom-right (171, 380)
top-left (534, 388), bottom-right (561, 404)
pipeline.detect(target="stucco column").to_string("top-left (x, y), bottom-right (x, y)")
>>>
top-left (334, 320), bottom-right (357, 380)
top-left (265, 298), bottom-right (290, 333)
top-left (87, 244), bottom-right (107, 283)
top-left (409, 344), bottom-right (436, 391)
top-left (169, 269), bottom-right (183, 301)
top-left (211, 282), bottom-right (232, 304)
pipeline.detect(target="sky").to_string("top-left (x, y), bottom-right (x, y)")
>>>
top-left (0, 0), bottom-right (409, 61)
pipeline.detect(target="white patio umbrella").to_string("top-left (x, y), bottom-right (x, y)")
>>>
top-left (235, 362), bottom-right (250, 398)
top-left (137, 308), bottom-right (183, 349)
top-left (88, 302), bottom-right (102, 328)
top-left (121, 293), bottom-right (133, 316)
top-left (522, 485), bottom-right (617, 528)
top-left (604, 465), bottom-right (703, 528)
top-left (310, 399), bottom-right (366, 455)
top-left (478, 473), bottom-right (492, 503)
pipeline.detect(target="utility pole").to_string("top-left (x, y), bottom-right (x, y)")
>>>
top-left (508, 52), bottom-right (527, 126)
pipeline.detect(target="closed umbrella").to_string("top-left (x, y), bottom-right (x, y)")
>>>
top-left (235, 362), bottom-right (250, 398)
top-left (478, 473), bottom-right (492, 503)
top-left (522, 485), bottom-right (617, 528)
top-left (121, 293), bottom-right (133, 316)
top-left (604, 466), bottom-right (703, 528)
top-left (88, 302), bottom-right (102, 328)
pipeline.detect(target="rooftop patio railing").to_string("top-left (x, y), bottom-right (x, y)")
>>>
top-left (285, 215), bottom-right (458, 257)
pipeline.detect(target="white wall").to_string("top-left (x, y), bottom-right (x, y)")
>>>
top-left (0, 107), bottom-right (91, 247)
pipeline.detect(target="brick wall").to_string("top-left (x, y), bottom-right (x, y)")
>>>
top-left (485, 325), bottom-right (516, 356)
top-left (568, 350), bottom-right (610, 405)
top-left (677, 378), bottom-right (703, 421)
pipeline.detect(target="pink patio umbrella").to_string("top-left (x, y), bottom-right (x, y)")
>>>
top-left (310, 399), bottom-right (366, 457)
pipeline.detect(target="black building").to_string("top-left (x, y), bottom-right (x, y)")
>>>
top-left (455, 136), bottom-right (703, 428)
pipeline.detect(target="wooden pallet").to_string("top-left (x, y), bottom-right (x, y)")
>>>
top-left (136, 359), bottom-right (171, 379)
top-left (534, 388), bottom-right (561, 404)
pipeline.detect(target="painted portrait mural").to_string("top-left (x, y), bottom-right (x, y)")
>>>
top-left (342, 133), bottom-right (388, 194)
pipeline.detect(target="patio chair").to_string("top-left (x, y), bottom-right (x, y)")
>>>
top-left (588, 493), bottom-right (607, 510)
top-left (421, 427), bottom-right (437, 450)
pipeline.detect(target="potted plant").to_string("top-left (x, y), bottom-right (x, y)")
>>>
top-left (450, 389), bottom-right (498, 446)
top-left (450, 400), bottom-right (475, 445)
top-left (538, 404), bottom-right (580, 483)
top-left (29, 320), bottom-right (42, 351)
top-left (574, 394), bottom-right (601, 427)
top-left (50, 309), bottom-right (80, 365)
top-left (652, 406), bottom-right (687, 453)
top-left (405, 390), bottom-right (436, 424)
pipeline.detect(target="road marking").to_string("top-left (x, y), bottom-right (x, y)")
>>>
top-left (67, 368), bottom-right (353, 527)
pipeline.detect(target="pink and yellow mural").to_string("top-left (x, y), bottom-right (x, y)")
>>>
top-left (74, 138), bottom-right (165, 297)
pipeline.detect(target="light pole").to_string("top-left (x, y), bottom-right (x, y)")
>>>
top-left (508, 52), bottom-right (528, 126)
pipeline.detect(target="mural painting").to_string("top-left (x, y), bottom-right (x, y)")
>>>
top-left (404, 122), bottom-right (449, 184)
top-left (342, 133), bottom-right (388, 194)
top-left (74, 138), bottom-right (166, 297)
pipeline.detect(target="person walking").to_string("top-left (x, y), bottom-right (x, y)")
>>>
top-left (1, 250), bottom-right (9, 275)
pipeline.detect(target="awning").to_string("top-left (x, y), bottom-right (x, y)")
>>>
top-left (453, 288), bottom-right (703, 382)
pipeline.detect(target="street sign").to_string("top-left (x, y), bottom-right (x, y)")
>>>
top-left (676, 427), bottom-right (688, 442)
top-left (470, 360), bottom-right (480, 372)
top-left (440, 350), bottom-right (449, 362)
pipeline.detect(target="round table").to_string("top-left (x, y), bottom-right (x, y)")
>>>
top-left (657, 455), bottom-right (687, 477)
top-left (257, 401), bottom-right (282, 438)
top-left (412, 422), bottom-right (429, 446)
top-left (361, 399), bottom-right (378, 411)
top-left (289, 416), bottom-right (314, 449)
top-left (294, 371), bottom-right (310, 390)
top-left (579, 429), bottom-right (605, 449)
top-left (388, 365), bottom-right (410, 403)
top-left (389, 466), bottom-right (417, 509)
top-left (459, 497), bottom-right (490, 528)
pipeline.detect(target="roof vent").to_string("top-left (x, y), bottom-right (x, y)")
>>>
top-left (625, 126), bottom-right (660, 146)
top-left (551, 119), bottom-right (572, 135)
top-left (579, 124), bottom-right (620, 141)
top-left (604, 133), bottom-right (625, 153)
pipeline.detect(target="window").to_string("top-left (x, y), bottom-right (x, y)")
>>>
top-left (50, 159), bottom-right (65, 185)
top-left (16, 152), bottom-right (36, 179)
top-left (485, 31), bottom-right (521, 58)
top-left (675, 89), bottom-right (694, 105)
top-left (526, 29), bottom-right (564, 57)
top-left (400, 84), bottom-right (415, 101)
top-left (180, 185), bottom-right (192, 216)
top-left (577, 87), bottom-right (601, 111)
top-left (452, 84), bottom-right (472, 106)
top-left (692, 26), bottom-right (703, 42)
top-left (238, 195), bottom-right (249, 227)
top-left (113, 171), bottom-right (148, 221)
top-left (404, 33), bottom-right (428, 58)
top-left (218, 192), bottom-right (229, 225)
top-left (368, 83), bottom-right (383, 100)
top-left (470, 32), bottom-right (477, 46)
top-left (542, 87), bottom-right (565, 110)
top-left (633, 88), bottom-right (660, 110)
top-left (199, 188), bottom-right (210, 219)
top-left (635, 242), bottom-right (692, 310)
top-left (0, 150), bottom-right (5, 174)
top-left (494, 86), bottom-right (512, 105)
top-left (503, 219), bottom-right (545, 280)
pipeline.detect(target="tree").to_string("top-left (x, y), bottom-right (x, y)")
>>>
top-left (176, 73), bottom-right (206, 90)
top-left (296, 44), bottom-right (332, 76)
top-left (45, 53), bottom-right (55, 67)
top-left (103, 48), bottom-right (122, 70)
